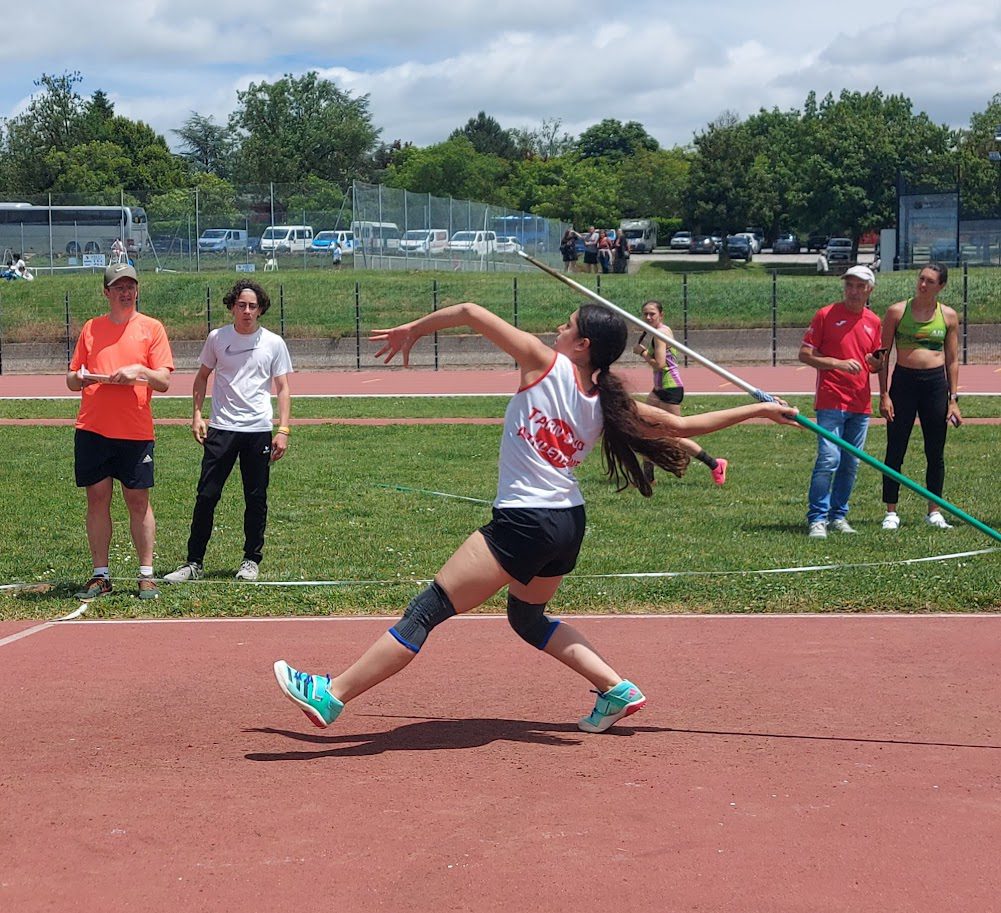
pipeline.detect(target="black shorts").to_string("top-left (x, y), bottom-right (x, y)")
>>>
top-left (479, 505), bottom-right (586, 585)
top-left (582, 251), bottom-right (598, 265)
top-left (652, 386), bottom-right (685, 405)
top-left (74, 429), bottom-right (154, 489)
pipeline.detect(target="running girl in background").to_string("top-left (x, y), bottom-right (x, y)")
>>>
top-left (274, 303), bottom-right (795, 734)
top-left (633, 300), bottom-right (728, 486)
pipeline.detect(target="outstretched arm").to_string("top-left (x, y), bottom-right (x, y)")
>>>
top-left (635, 399), bottom-right (798, 437)
top-left (371, 302), bottom-right (553, 376)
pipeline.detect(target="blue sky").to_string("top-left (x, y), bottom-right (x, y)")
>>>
top-left (4, 1), bottom-right (999, 152)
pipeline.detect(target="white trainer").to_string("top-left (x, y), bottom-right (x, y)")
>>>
top-left (925, 511), bottom-right (953, 530)
top-left (163, 562), bottom-right (203, 584)
top-left (236, 559), bottom-right (260, 581)
top-left (807, 521), bottom-right (828, 539)
top-left (829, 518), bottom-right (857, 534)
top-left (881, 513), bottom-right (900, 531)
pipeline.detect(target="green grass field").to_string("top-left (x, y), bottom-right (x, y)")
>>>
top-left (2, 262), bottom-right (999, 343)
top-left (1, 395), bottom-right (997, 620)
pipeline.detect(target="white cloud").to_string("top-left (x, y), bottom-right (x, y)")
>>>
top-left (2, 0), bottom-right (998, 155)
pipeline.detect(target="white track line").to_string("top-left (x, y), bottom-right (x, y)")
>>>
top-left (0, 603), bottom-right (86, 647)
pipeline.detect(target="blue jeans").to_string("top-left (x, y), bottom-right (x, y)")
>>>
top-left (806, 409), bottom-right (870, 523)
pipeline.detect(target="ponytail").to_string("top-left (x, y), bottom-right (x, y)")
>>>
top-left (595, 369), bottom-right (690, 496)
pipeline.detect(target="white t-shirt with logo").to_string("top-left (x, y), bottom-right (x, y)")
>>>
top-left (495, 353), bottom-right (603, 509)
top-left (199, 324), bottom-right (293, 432)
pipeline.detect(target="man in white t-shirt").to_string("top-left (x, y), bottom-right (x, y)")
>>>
top-left (164, 279), bottom-right (293, 584)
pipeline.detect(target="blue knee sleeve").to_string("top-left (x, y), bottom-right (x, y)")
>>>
top-left (390, 581), bottom-right (456, 653)
top-left (507, 593), bottom-right (560, 650)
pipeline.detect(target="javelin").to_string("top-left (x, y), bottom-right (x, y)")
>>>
top-left (517, 251), bottom-right (1001, 545)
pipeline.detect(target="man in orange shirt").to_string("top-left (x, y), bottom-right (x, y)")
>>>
top-left (66, 263), bottom-right (174, 599)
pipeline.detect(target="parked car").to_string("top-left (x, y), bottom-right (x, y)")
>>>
top-left (725, 235), bottom-right (753, 262)
top-left (929, 238), bottom-right (958, 261)
top-left (689, 235), bottom-right (717, 254)
top-left (826, 237), bottom-right (854, 263)
top-left (448, 230), bottom-right (497, 256)
top-left (495, 235), bottom-right (523, 254)
top-left (733, 231), bottom-right (761, 253)
top-left (260, 225), bottom-right (314, 254)
top-left (806, 232), bottom-right (829, 252)
top-left (198, 228), bottom-right (249, 254)
top-left (311, 230), bottom-right (355, 255)
top-left (772, 232), bottom-right (801, 254)
top-left (743, 226), bottom-right (766, 250)
top-left (670, 231), bottom-right (692, 250)
top-left (399, 228), bottom-right (449, 254)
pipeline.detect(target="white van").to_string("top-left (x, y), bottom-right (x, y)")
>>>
top-left (260, 225), bottom-right (314, 254)
top-left (448, 230), bottom-right (497, 256)
top-left (351, 221), bottom-right (402, 252)
top-left (198, 228), bottom-right (249, 254)
top-left (399, 228), bottom-right (449, 254)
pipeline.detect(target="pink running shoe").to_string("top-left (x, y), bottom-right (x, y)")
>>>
top-left (711, 458), bottom-right (728, 486)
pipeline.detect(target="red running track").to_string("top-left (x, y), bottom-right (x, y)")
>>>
top-left (2, 363), bottom-right (1000, 397)
top-left (2, 613), bottom-right (1000, 912)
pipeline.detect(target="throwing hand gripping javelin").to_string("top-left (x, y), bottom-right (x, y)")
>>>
top-left (517, 251), bottom-right (1001, 545)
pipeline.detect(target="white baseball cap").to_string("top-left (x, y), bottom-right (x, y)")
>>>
top-left (843, 265), bottom-right (876, 286)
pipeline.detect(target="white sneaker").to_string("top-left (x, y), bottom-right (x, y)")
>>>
top-left (236, 559), bottom-right (259, 581)
top-left (163, 562), bottom-right (203, 584)
top-left (829, 518), bottom-right (857, 534)
top-left (807, 521), bottom-right (828, 539)
top-left (881, 513), bottom-right (900, 531)
top-left (925, 511), bottom-right (953, 530)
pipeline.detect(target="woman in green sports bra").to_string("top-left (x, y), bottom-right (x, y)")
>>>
top-left (876, 263), bottom-right (962, 530)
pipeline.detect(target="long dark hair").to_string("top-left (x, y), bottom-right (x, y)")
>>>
top-left (576, 305), bottom-right (690, 496)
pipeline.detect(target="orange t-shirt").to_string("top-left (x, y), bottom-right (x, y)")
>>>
top-left (69, 311), bottom-right (174, 440)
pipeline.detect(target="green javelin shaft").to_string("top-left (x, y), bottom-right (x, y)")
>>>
top-left (517, 251), bottom-right (1001, 545)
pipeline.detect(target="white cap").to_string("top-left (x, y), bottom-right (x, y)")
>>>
top-left (843, 265), bottom-right (876, 286)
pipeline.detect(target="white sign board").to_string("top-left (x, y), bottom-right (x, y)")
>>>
top-left (83, 254), bottom-right (107, 268)
top-left (235, 263), bottom-right (256, 272)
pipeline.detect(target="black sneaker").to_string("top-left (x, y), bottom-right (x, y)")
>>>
top-left (75, 575), bottom-right (112, 600)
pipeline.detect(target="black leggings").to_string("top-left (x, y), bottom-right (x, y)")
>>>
top-left (882, 365), bottom-right (949, 505)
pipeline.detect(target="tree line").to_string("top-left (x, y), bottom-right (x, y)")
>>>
top-left (2, 71), bottom-right (999, 242)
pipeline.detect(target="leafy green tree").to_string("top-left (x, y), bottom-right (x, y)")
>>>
top-left (384, 137), bottom-right (509, 204)
top-left (617, 147), bottom-right (690, 220)
top-left (509, 118), bottom-right (576, 161)
top-left (683, 111), bottom-right (753, 235)
top-left (450, 112), bottom-right (518, 160)
top-left (174, 113), bottom-right (234, 177)
top-left (575, 119), bottom-right (659, 163)
top-left (147, 173), bottom-right (240, 238)
top-left (955, 93), bottom-right (1001, 221)
top-left (230, 71), bottom-right (380, 185)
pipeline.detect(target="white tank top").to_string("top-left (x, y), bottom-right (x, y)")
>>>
top-left (494, 353), bottom-right (604, 509)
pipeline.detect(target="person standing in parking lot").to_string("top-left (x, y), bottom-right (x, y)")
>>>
top-left (799, 265), bottom-right (884, 538)
top-left (581, 227), bottom-right (599, 273)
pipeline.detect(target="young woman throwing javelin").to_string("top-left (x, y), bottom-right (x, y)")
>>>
top-left (274, 303), bottom-right (795, 734)
top-left (633, 300), bottom-right (728, 486)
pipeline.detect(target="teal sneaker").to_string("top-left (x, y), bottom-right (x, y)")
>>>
top-left (273, 660), bottom-right (343, 728)
top-left (578, 679), bottom-right (647, 733)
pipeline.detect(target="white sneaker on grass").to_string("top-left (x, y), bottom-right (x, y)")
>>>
top-left (236, 559), bottom-right (259, 581)
top-left (924, 511), bottom-right (953, 530)
top-left (881, 513), bottom-right (900, 531)
top-left (829, 518), bottom-right (857, 534)
top-left (807, 521), bottom-right (828, 539)
top-left (163, 562), bottom-right (203, 584)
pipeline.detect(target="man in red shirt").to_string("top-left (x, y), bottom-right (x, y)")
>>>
top-left (66, 263), bottom-right (174, 599)
top-left (798, 265), bottom-right (884, 538)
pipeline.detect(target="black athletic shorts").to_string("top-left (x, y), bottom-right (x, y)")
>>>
top-left (74, 429), bottom-right (155, 489)
top-left (582, 251), bottom-right (598, 265)
top-left (479, 505), bottom-right (586, 585)
top-left (652, 386), bottom-right (685, 405)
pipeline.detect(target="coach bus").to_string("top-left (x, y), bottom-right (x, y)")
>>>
top-left (0, 202), bottom-right (150, 258)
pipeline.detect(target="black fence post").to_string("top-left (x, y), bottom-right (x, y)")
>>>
top-left (682, 273), bottom-right (689, 368)
top-left (512, 276), bottom-right (519, 369)
top-left (206, 286), bottom-right (211, 334)
top-left (962, 262), bottom-right (969, 365)
top-left (65, 291), bottom-right (72, 367)
top-left (354, 282), bottom-right (361, 371)
top-left (432, 279), bottom-right (439, 371)
top-left (771, 270), bottom-right (778, 367)
top-left (280, 285), bottom-right (285, 337)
